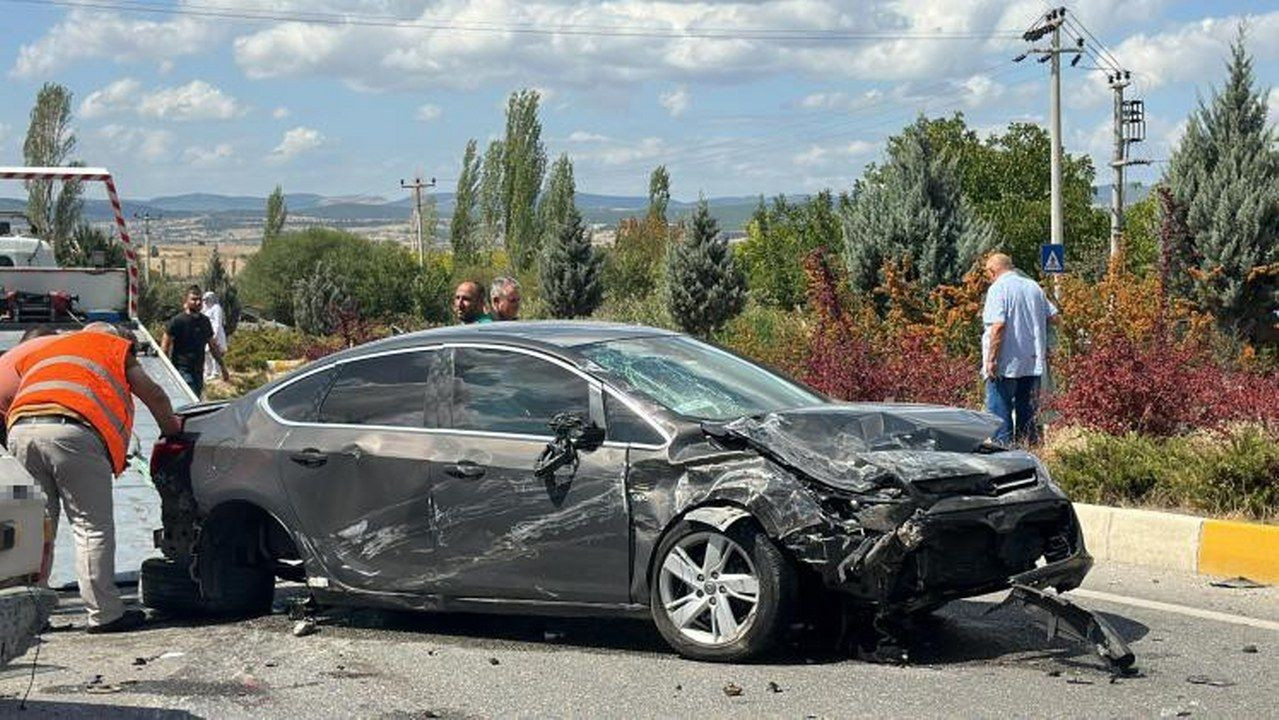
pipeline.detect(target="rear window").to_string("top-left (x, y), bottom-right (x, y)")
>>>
top-left (319, 350), bottom-right (446, 428)
top-left (269, 368), bottom-right (335, 423)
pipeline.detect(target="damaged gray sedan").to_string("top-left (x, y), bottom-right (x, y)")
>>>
top-left (143, 322), bottom-right (1132, 667)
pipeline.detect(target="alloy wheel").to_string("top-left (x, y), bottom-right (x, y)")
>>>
top-left (657, 531), bottom-right (761, 647)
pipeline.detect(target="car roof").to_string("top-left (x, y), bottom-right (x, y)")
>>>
top-left (328, 320), bottom-right (679, 362)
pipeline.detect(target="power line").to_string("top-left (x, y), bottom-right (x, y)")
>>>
top-left (6, 0), bottom-right (1027, 41)
top-left (1064, 14), bottom-right (1125, 73)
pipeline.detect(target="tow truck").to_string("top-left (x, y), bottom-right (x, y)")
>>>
top-left (0, 167), bottom-right (195, 665)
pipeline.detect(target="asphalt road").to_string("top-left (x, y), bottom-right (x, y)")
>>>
top-left (1, 561), bottom-right (1274, 719)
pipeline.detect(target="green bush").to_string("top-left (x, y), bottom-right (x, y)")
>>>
top-left (223, 328), bottom-right (308, 373)
top-left (1045, 425), bottom-right (1279, 521)
top-left (714, 303), bottom-right (810, 380)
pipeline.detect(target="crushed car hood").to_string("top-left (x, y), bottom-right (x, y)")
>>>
top-left (704, 404), bottom-right (1034, 494)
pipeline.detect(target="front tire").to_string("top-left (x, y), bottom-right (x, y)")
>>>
top-left (650, 518), bottom-right (795, 662)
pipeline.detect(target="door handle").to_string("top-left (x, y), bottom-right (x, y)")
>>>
top-left (290, 449), bottom-right (328, 468)
top-left (444, 461), bottom-right (486, 479)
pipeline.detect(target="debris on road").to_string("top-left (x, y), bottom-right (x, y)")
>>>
top-left (1065, 677), bottom-right (1095, 685)
top-left (1209, 576), bottom-right (1267, 589)
top-left (1242, 644), bottom-right (1258, 654)
top-left (1186, 674), bottom-right (1235, 687)
top-left (488, 657), bottom-right (500, 666)
top-left (723, 682), bottom-right (743, 697)
top-left (767, 681), bottom-right (784, 693)
top-left (292, 619), bottom-right (318, 637)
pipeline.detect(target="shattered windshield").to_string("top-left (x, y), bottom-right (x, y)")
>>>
top-left (578, 335), bottom-right (822, 421)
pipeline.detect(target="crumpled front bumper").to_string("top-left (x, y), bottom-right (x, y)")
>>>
top-left (816, 497), bottom-right (1092, 611)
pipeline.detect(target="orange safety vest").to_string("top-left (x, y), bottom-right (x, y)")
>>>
top-left (10, 333), bottom-right (134, 474)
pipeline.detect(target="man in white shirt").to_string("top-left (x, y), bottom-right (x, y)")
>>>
top-left (981, 253), bottom-right (1058, 444)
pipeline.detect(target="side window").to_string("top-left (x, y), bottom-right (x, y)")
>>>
top-left (605, 394), bottom-right (665, 445)
top-left (452, 348), bottom-right (589, 436)
top-left (269, 368), bottom-right (335, 423)
top-left (319, 350), bottom-right (445, 428)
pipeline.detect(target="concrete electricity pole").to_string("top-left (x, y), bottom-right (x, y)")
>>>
top-left (1109, 71), bottom-right (1148, 258)
top-left (133, 211), bottom-right (159, 283)
top-left (400, 176), bottom-right (436, 266)
top-left (1019, 7), bottom-right (1080, 290)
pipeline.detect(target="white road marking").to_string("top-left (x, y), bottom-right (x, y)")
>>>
top-left (1070, 588), bottom-right (1279, 632)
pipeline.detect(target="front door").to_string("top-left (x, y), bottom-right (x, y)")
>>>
top-left (427, 346), bottom-right (631, 603)
top-left (274, 348), bottom-right (450, 592)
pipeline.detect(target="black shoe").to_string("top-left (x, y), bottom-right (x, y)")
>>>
top-left (86, 609), bottom-right (146, 634)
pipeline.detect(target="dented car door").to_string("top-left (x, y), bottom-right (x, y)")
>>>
top-left (423, 346), bottom-right (631, 603)
top-left (273, 348), bottom-right (450, 592)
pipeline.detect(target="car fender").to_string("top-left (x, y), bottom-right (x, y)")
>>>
top-left (683, 505), bottom-right (753, 533)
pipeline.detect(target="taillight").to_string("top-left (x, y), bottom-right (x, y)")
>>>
top-left (151, 437), bottom-right (192, 479)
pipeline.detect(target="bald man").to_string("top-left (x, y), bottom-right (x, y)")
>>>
top-left (981, 253), bottom-right (1058, 445)
top-left (452, 281), bottom-right (492, 324)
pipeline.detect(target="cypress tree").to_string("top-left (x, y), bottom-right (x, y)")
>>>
top-left (537, 154), bottom-right (576, 253)
top-left (1165, 29), bottom-right (1279, 340)
top-left (841, 116), bottom-right (994, 294)
top-left (540, 206), bottom-right (603, 318)
top-left (666, 198), bottom-right (746, 336)
top-left (451, 139), bottom-right (482, 265)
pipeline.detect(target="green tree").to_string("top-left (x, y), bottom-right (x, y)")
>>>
top-left (264, 185), bottom-right (287, 244)
top-left (648, 165), bottom-right (671, 222)
top-left (667, 198), bottom-right (746, 336)
top-left (841, 116), bottom-right (994, 294)
top-left (537, 154), bottom-right (576, 252)
top-left (201, 246), bottom-right (243, 336)
top-left (1123, 193), bottom-right (1160, 275)
top-left (1165, 30), bottom-right (1279, 341)
top-left (540, 206), bottom-right (603, 318)
top-left (450, 139), bottom-right (482, 265)
top-left (912, 114), bottom-right (1107, 276)
top-left (60, 224), bottom-right (125, 268)
top-left (501, 90), bottom-right (547, 270)
top-left (478, 140), bottom-right (505, 260)
top-left (292, 261), bottom-right (350, 336)
top-left (739, 192), bottom-right (840, 308)
top-left (23, 82), bottom-right (82, 259)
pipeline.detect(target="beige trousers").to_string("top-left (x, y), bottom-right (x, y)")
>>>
top-left (8, 421), bottom-right (124, 627)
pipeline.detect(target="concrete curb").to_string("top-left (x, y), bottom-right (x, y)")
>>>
top-left (1074, 503), bottom-right (1279, 583)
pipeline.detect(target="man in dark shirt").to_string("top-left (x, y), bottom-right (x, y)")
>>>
top-left (162, 284), bottom-right (229, 397)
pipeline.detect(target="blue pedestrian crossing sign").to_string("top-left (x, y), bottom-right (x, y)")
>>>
top-left (1040, 243), bottom-right (1065, 274)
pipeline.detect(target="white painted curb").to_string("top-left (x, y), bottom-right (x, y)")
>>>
top-left (1074, 503), bottom-right (1203, 573)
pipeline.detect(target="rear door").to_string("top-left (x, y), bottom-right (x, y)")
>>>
top-left (426, 345), bottom-right (631, 603)
top-left (273, 348), bottom-right (450, 592)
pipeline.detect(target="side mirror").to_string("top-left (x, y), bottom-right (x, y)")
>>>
top-left (534, 412), bottom-right (604, 480)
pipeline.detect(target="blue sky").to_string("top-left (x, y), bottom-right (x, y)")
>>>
top-left (1, 1), bottom-right (1276, 201)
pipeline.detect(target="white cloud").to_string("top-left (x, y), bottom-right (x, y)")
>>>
top-left (139, 81), bottom-right (244, 121)
top-left (225, 0), bottom-right (1054, 92)
top-left (269, 126), bottom-right (324, 162)
top-left (416, 103), bottom-right (442, 122)
top-left (1105, 12), bottom-right (1279, 92)
top-left (11, 9), bottom-right (219, 78)
top-left (82, 79), bottom-right (243, 121)
top-left (181, 143), bottom-right (235, 168)
top-left (568, 131), bottom-right (610, 143)
top-left (272, 106), bottom-right (291, 120)
top-left (957, 74), bottom-right (1003, 107)
top-left (793, 140), bottom-right (875, 168)
top-left (583, 137), bottom-right (667, 166)
top-left (80, 78), bottom-right (143, 119)
top-left (95, 125), bottom-right (175, 164)
top-left (660, 86), bottom-right (691, 117)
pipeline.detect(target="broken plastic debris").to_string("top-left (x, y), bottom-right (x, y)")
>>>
top-left (1209, 576), bottom-right (1267, 589)
top-left (292, 619), bottom-right (318, 637)
top-left (1185, 675), bottom-right (1235, 687)
top-left (1242, 644), bottom-right (1258, 654)
top-left (488, 657), bottom-right (500, 666)
top-left (766, 681), bottom-right (784, 693)
top-left (722, 682), bottom-right (743, 697)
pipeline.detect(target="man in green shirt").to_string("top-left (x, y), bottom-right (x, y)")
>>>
top-left (453, 281), bottom-right (492, 324)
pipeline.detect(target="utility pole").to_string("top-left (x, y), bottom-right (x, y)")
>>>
top-left (400, 176), bottom-right (436, 266)
top-left (1109, 71), bottom-right (1148, 258)
top-left (133, 211), bottom-right (159, 283)
top-left (1019, 7), bottom-right (1081, 292)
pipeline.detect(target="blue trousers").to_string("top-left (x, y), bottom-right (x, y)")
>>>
top-left (177, 367), bottom-right (204, 399)
top-left (985, 375), bottom-right (1041, 445)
